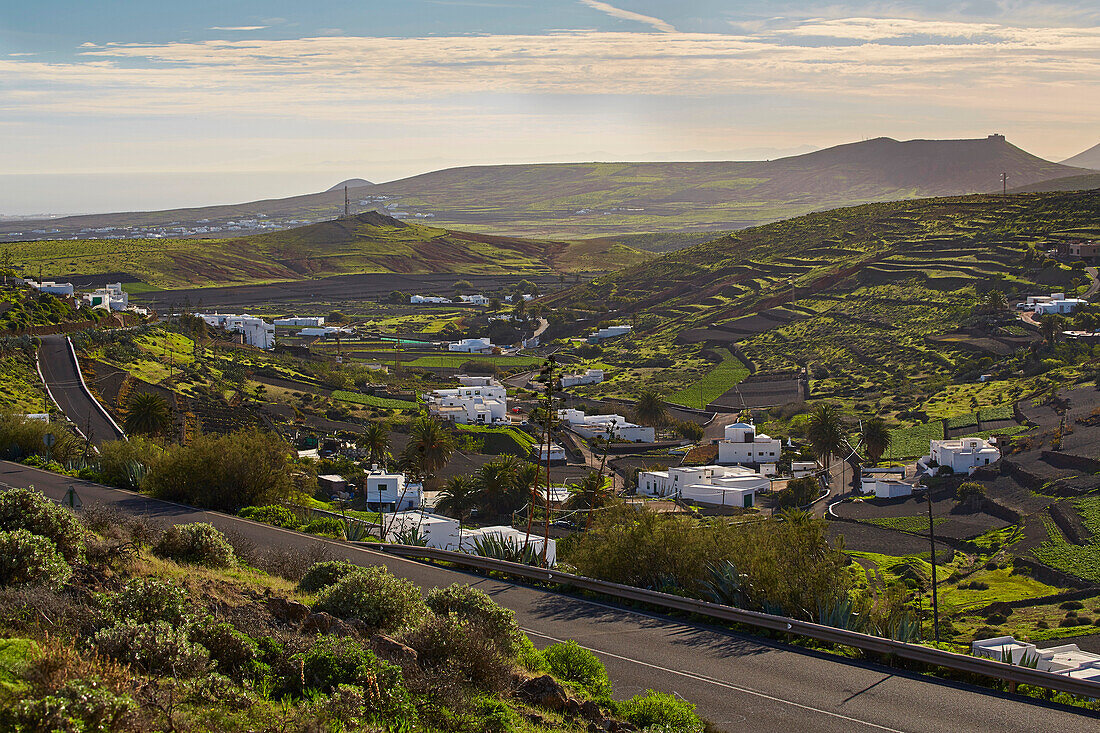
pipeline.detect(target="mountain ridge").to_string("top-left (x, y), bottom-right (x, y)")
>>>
top-left (1061, 142), bottom-right (1100, 170)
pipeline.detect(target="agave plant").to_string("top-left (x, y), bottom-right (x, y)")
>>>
top-left (700, 560), bottom-right (749, 608)
top-left (472, 533), bottom-right (544, 567)
top-left (816, 595), bottom-right (865, 632)
top-left (393, 526), bottom-right (429, 547)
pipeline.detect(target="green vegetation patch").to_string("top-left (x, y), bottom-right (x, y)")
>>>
top-left (331, 390), bottom-right (418, 411)
top-left (1032, 515), bottom-right (1100, 582)
top-left (883, 421), bottom-right (944, 460)
top-left (455, 424), bottom-right (537, 456)
top-left (862, 515), bottom-right (945, 534)
top-left (667, 348), bottom-right (750, 409)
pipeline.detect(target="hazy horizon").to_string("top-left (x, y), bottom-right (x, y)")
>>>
top-left (2, 1), bottom-right (1098, 215)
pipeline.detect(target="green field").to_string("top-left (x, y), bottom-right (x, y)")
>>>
top-left (403, 354), bottom-right (544, 369)
top-left (883, 421), bottom-right (944, 460)
top-left (667, 348), bottom-right (750, 409)
top-left (455, 424), bottom-right (538, 456)
top-left (862, 515), bottom-right (946, 533)
top-left (1032, 515), bottom-right (1100, 582)
top-left (331, 390), bottom-right (418, 411)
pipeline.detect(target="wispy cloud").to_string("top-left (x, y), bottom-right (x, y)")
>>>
top-left (579, 0), bottom-right (675, 33)
top-left (209, 26), bottom-right (269, 31)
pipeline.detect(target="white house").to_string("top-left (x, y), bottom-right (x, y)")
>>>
top-left (82, 283), bottom-right (128, 311)
top-left (718, 423), bottom-right (782, 466)
top-left (29, 280), bottom-right (75, 297)
top-left (791, 461), bottom-right (818, 478)
top-left (364, 468), bottom-right (422, 512)
top-left (972, 637), bottom-right (1100, 682)
top-left (1034, 298), bottom-right (1087, 316)
top-left (410, 295), bottom-right (452, 304)
top-left (297, 325), bottom-right (354, 338)
top-left (274, 316), bottom-right (325, 327)
top-left (929, 437), bottom-right (1001, 475)
top-left (428, 378), bottom-right (508, 425)
top-left (860, 467), bottom-right (907, 495)
top-left (385, 511), bottom-right (461, 550)
top-left (561, 369), bottom-right (604, 388)
top-left (587, 325), bottom-right (632, 343)
top-left (448, 337), bottom-right (494, 353)
top-left (461, 525), bottom-right (556, 563)
top-left (197, 313), bottom-right (275, 350)
top-left (557, 409), bottom-right (655, 443)
top-left (536, 443), bottom-right (567, 463)
top-left (637, 464), bottom-right (767, 509)
top-left (458, 294), bottom-right (489, 306)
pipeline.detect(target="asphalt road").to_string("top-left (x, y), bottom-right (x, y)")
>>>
top-left (1, 460), bottom-right (1095, 732)
top-left (36, 335), bottom-right (125, 446)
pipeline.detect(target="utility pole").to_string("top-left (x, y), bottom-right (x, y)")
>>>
top-left (1001, 172), bottom-right (1009, 199)
top-left (541, 356), bottom-right (556, 565)
top-left (927, 487), bottom-right (940, 642)
top-left (344, 185), bottom-right (350, 218)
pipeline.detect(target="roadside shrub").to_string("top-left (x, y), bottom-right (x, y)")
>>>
top-left (313, 566), bottom-right (426, 631)
top-left (239, 505), bottom-right (302, 530)
top-left (618, 690), bottom-right (704, 733)
top-left (541, 641), bottom-right (611, 698)
top-left (144, 428), bottom-right (293, 512)
top-left (0, 487), bottom-right (85, 563)
top-left (9, 678), bottom-right (135, 733)
top-left (0, 413), bottom-right (80, 464)
top-left (95, 437), bottom-right (164, 490)
top-left (92, 620), bottom-right (211, 676)
top-left (290, 635), bottom-right (408, 718)
top-left (298, 560), bottom-right (362, 593)
top-left (424, 584), bottom-right (523, 655)
top-left (102, 577), bottom-right (192, 625)
top-left (0, 529), bottom-right (72, 590)
top-left (191, 620), bottom-right (261, 677)
top-left (153, 522), bottom-right (235, 567)
top-left (402, 613), bottom-right (512, 690)
top-left (515, 635), bottom-right (550, 674)
top-left (302, 516), bottom-right (346, 538)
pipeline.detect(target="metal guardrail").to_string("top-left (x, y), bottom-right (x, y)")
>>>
top-left (378, 543), bottom-right (1100, 700)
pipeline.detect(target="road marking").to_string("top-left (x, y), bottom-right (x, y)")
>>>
top-left (523, 627), bottom-right (909, 733)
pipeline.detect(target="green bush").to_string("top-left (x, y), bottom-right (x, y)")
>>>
top-left (191, 620), bottom-right (261, 677)
top-left (290, 635), bottom-right (407, 718)
top-left (302, 516), bottom-right (346, 538)
top-left (541, 641), bottom-right (611, 698)
top-left (0, 529), bottom-right (72, 590)
top-left (95, 437), bottom-right (164, 490)
top-left (401, 613), bottom-right (511, 689)
top-left (153, 522), bottom-right (235, 568)
top-left (92, 620), bottom-right (212, 676)
top-left (9, 678), bottom-right (135, 732)
top-left (424, 584), bottom-right (523, 655)
top-left (239, 505), bottom-right (302, 530)
top-left (102, 577), bottom-right (193, 625)
top-left (956, 482), bottom-right (986, 502)
top-left (297, 560), bottom-right (362, 593)
top-left (144, 428), bottom-right (293, 512)
top-left (0, 413), bottom-right (80, 464)
top-left (313, 566), bottom-right (426, 631)
top-left (618, 690), bottom-right (704, 733)
top-left (0, 487), bottom-right (85, 563)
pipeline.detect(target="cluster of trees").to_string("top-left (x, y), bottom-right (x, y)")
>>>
top-left (435, 456), bottom-right (541, 522)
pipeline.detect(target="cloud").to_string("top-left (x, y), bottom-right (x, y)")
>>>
top-left (208, 26), bottom-right (269, 31)
top-left (578, 0), bottom-right (675, 33)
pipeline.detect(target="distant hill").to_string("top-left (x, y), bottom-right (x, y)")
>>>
top-left (3, 135), bottom-right (1090, 243)
top-left (12, 212), bottom-right (651, 289)
top-left (1061, 142), bottom-right (1100, 170)
top-left (326, 178), bottom-right (374, 191)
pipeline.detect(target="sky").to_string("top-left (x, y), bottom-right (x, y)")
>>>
top-left (1, 1), bottom-right (1098, 215)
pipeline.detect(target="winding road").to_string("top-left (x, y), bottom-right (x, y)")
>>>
top-left (36, 335), bottom-right (125, 446)
top-left (1, 462), bottom-right (1094, 732)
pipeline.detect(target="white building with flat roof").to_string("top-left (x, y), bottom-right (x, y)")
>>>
top-left (561, 369), bottom-right (604, 388)
top-left (448, 337), bottom-right (494, 353)
top-left (587, 324), bottom-right (632, 342)
top-left (364, 468), bottom-right (422, 512)
top-left (197, 312), bottom-right (275, 350)
top-left (557, 409), bottom-right (655, 443)
top-left (274, 316), bottom-right (325, 327)
top-left (536, 443), bottom-right (567, 463)
top-left (929, 437), bottom-right (1000, 475)
top-left (410, 295), bottom-right (452, 304)
top-left (82, 282), bottom-right (128, 311)
top-left (385, 511), bottom-right (461, 550)
top-left (972, 637), bottom-right (1100, 682)
top-left (638, 464), bottom-right (767, 508)
top-left (297, 325), bottom-right (353, 338)
top-left (1034, 298), bottom-right (1086, 316)
top-left (458, 294), bottom-right (489, 306)
top-left (718, 422), bottom-right (782, 466)
top-left (428, 378), bottom-right (508, 425)
top-left (29, 280), bottom-right (75, 297)
top-left (461, 525), bottom-right (556, 563)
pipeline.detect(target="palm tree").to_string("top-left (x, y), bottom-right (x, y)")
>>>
top-left (634, 388), bottom-right (669, 427)
top-left (474, 456), bottom-right (525, 519)
top-left (123, 392), bottom-right (172, 436)
top-left (359, 421), bottom-right (390, 468)
top-left (1039, 314), bottom-right (1066, 347)
top-left (402, 415), bottom-right (453, 483)
top-left (567, 471), bottom-right (614, 530)
top-left (436, 475), bottom-right (479, 520)
top-left (861, 417), bottom-right (892, 466)
top-left (806, 403), bottom-right (845, 475)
